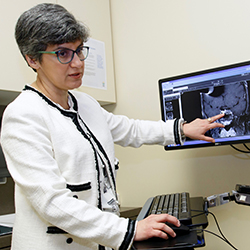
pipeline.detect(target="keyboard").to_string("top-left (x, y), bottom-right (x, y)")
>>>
top-left (137, 192), bottom-right (192, 225)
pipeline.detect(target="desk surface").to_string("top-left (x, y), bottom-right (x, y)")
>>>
top-left (120, 207), bottom-right (141, 220)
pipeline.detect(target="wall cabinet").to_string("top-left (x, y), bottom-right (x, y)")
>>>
top-left (0, 0), bottom-right (116, 106)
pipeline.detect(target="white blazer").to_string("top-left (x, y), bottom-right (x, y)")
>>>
top-left (1, 85), bottom-right (176, 250)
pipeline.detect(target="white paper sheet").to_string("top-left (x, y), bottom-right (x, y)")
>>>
top-left (82, 38), bottom-right (107, 90)
top-left (0, 213), bottom-right (15, 227)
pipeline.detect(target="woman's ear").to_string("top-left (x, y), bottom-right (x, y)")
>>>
top-left (25, 55), bottom-right (40, 70)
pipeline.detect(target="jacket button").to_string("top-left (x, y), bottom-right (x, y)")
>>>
top-left (73, 195), bottom-right (78, 199)
top-left (66, 237), bottom-right (73, 244)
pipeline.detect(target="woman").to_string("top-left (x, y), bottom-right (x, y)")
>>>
top-left (1, 3), bottom-right (224, 250)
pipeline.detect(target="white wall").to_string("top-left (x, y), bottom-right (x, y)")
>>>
top-left (110, 1), bottom-right (250, 249)
top-left (1, 0), bottom-right (250, 248)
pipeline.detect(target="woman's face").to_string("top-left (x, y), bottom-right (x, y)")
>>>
top-left (35, 40), bottom-right (85, 93)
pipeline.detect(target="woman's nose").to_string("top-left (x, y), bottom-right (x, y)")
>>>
top-left (70, 53), bottom-right (84, 68)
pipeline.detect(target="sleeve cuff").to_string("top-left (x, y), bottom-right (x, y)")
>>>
top-left (174, 118), bottom-right (186, 145)
top-left (119, 219), bottom-right (137, 250)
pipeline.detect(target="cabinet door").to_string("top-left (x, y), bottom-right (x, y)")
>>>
top-left (58, 0), bottom-right (116, 105)
top-left (0, 0), bottom-right (116, 105)
top-left (0, 0), bottom-right (55, 93)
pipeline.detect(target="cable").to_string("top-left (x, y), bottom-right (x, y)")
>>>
top-left (191, 209), bottom-right (238, 250)
top-left (230, 144), bottom-right (250, 153)
top-left (190, 228), bottom-right (229, 245)
top-left (243, 143), bottom-right (250, 151)
top-left (207, 211), bottom-right (238, 250)
top-left (190, 211), bottom-right (206, 219)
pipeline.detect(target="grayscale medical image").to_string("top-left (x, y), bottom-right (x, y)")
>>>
top-left (200, 81), bottom-right (250, 138)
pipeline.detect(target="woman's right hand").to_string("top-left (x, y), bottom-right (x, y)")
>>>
top-left (133, 214), bottom-right (180, 241)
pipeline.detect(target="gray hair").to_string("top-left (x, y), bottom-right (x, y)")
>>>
top-left (15, 3), bottom-right (89, 64)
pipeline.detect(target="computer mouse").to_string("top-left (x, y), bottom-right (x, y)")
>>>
top-left (166, 222), bottom-right (190, 236)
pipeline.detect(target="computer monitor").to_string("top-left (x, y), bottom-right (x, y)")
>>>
top-left (159, 60), bottom-right (250, 150)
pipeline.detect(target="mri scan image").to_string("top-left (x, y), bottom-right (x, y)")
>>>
top-left (200, 81), bottom-right (250, 138)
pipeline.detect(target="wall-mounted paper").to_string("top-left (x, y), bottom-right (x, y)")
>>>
top-left (82, 38), bottom-right (107, 90)
top-left (0, 213), bottom-right (15, 227)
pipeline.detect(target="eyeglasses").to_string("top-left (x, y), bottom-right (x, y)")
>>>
top-left (38, 45), bottom-right (89, 64)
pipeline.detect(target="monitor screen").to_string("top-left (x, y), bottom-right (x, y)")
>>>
top-left (159, 60), bottom-right (250, 150)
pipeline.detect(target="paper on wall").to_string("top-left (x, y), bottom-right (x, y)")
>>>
top-left (82, 38), bottom-right (107, 90)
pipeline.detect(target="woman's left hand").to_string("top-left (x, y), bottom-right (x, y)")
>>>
top-left (182, 113), bottom-right (225, 143)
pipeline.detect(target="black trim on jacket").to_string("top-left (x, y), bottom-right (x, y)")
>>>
top-left (47, 226), bottom-right (68, 234)
top-left (119, 219), bottom-right (136, 250)
top-left (173, 118), bottom-right (181, 145)
top-left (66, 182), bottom-right (91, 192)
